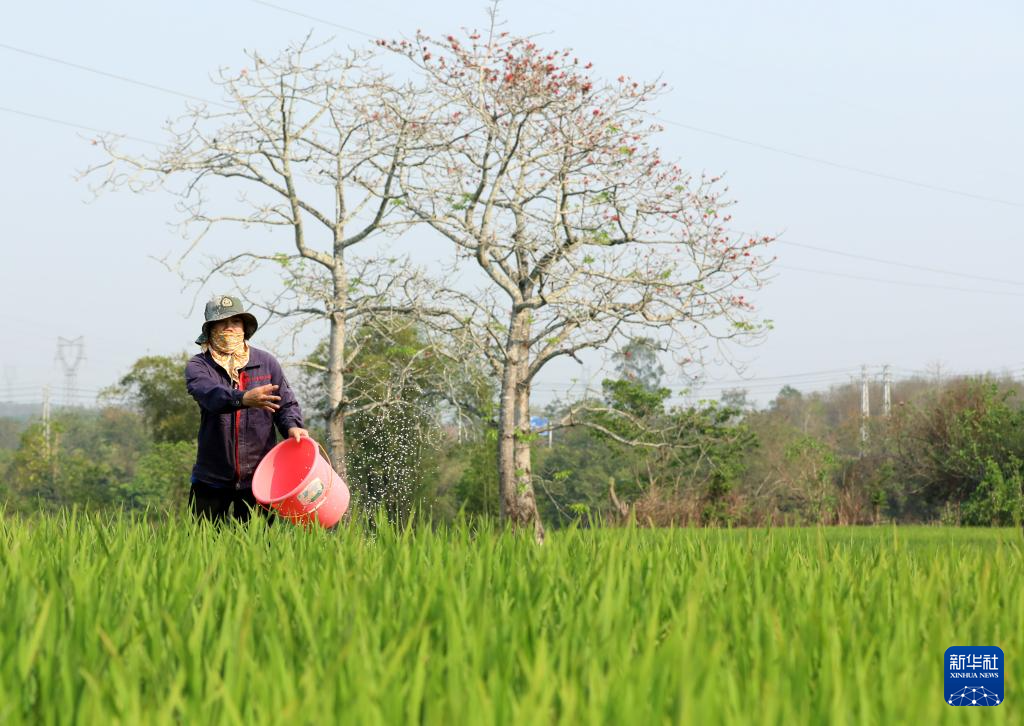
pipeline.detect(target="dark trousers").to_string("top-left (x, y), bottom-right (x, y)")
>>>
top-left (189, 481), bottom-right (274, 525)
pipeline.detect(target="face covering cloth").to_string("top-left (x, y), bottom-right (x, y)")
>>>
top-left (207, 328), bottom-right (250, 384)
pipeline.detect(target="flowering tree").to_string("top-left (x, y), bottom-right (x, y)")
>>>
top-left (384, 21), bottom-right (773, 541)
top-left (83, 37), bottom-right (432, 469)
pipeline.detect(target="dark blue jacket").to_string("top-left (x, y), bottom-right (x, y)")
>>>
top-left (185, 347), bottom-right (304, 490)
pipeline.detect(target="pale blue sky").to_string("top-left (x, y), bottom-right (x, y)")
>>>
top-left (2, 0), bottom-right (1022, 406)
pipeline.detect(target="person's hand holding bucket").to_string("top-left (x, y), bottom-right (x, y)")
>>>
top-left (287, 427), bottom-right (309, 443)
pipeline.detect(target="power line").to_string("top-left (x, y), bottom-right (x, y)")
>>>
top-left (4, 16), bottom-right (1016, 211)
top-left (685, 378), bottom-right (857, 393)
top-left (688, 366), bottom-right (1021, 393)
top-left (679, 366), bottom-right (862, 385)
top-left (246, 0), bottom-right (377, 38)
top-left (688, 377), bottom-right (858, 393)
top-left (534, 363), bottom-right (1024, 397)
top-left (775, 264), bottom-right (1024, 297)
top-left (727, 228), bottom-right (1024, 288)
top-left (0, 105), bottom-right (160, 146)
top-left (661, 119), bottom-right (1023, 208)
top-left (778, 238), bottom-right (1024, 287)
top-left (1, 389), bottom-right (101, 402)
top-left (0, 42), bottom-right (228, 109)
top-left (892, 365), bottom-right (1022, 379)
top-left (238, 2), bottom-right (1022, 209)
top-left (0, 388), bottom-right (102, 397)
top-left (4, 106), bottom-right (1016, 299)
top-left (533, 367), bottom-right (863, 391)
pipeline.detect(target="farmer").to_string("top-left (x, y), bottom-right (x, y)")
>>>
top-left (185, 295), bottom-right (308, 522)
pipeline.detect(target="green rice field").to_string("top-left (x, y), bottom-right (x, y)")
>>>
top-left (1, 513), bottom-right (1020, 724)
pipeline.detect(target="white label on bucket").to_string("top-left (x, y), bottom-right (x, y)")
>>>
top-left (296, 477), bottom-right (325, 506)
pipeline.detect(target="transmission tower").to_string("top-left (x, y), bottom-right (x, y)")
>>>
top-left (55, 337), bottom-right (86, 406)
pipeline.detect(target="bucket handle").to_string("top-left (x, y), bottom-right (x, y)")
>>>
top-left (314, 439), bottom-right (333, 472)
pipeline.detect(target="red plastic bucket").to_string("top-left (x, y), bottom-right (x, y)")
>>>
top-left (251, 437), bottom-right (350, 528)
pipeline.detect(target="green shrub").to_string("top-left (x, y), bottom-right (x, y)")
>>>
top-left (963, 457), bottom-right (1024, 527)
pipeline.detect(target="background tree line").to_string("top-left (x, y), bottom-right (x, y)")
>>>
top-left (3, 333), bottom-right (1022, 529)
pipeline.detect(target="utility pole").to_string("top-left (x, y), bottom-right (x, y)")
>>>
top-left (882, 365), bottom-right (892, 417)
top-left (55, 337), bottom-right (86, 407)
top-left (860, 364), bottom-right (870, 450)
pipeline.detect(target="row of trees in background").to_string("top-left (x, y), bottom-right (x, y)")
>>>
top-left (3, 337), bottom-right (1022, 529)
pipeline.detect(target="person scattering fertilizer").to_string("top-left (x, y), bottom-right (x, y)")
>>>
top-left (185, 295), bottom-right (308, 522)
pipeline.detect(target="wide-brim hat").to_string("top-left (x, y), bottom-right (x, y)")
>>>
top-left (195, 295), bottom-right (259, 345)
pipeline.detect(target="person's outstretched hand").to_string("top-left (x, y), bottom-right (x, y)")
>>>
top-left (287, 427), bottom-right (309, 443)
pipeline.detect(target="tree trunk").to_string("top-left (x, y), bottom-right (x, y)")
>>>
top-left (497, 311), bottom-right (545, 543)
top-left (327, 262), bottom-right (348, 478)
top-left (513, 371), bottom-right (544, 542)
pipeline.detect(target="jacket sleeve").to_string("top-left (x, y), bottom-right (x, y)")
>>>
top-left (270, 357), bottom-right (304, 436)
top-left (186, 357), bottom-right (245, 414)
